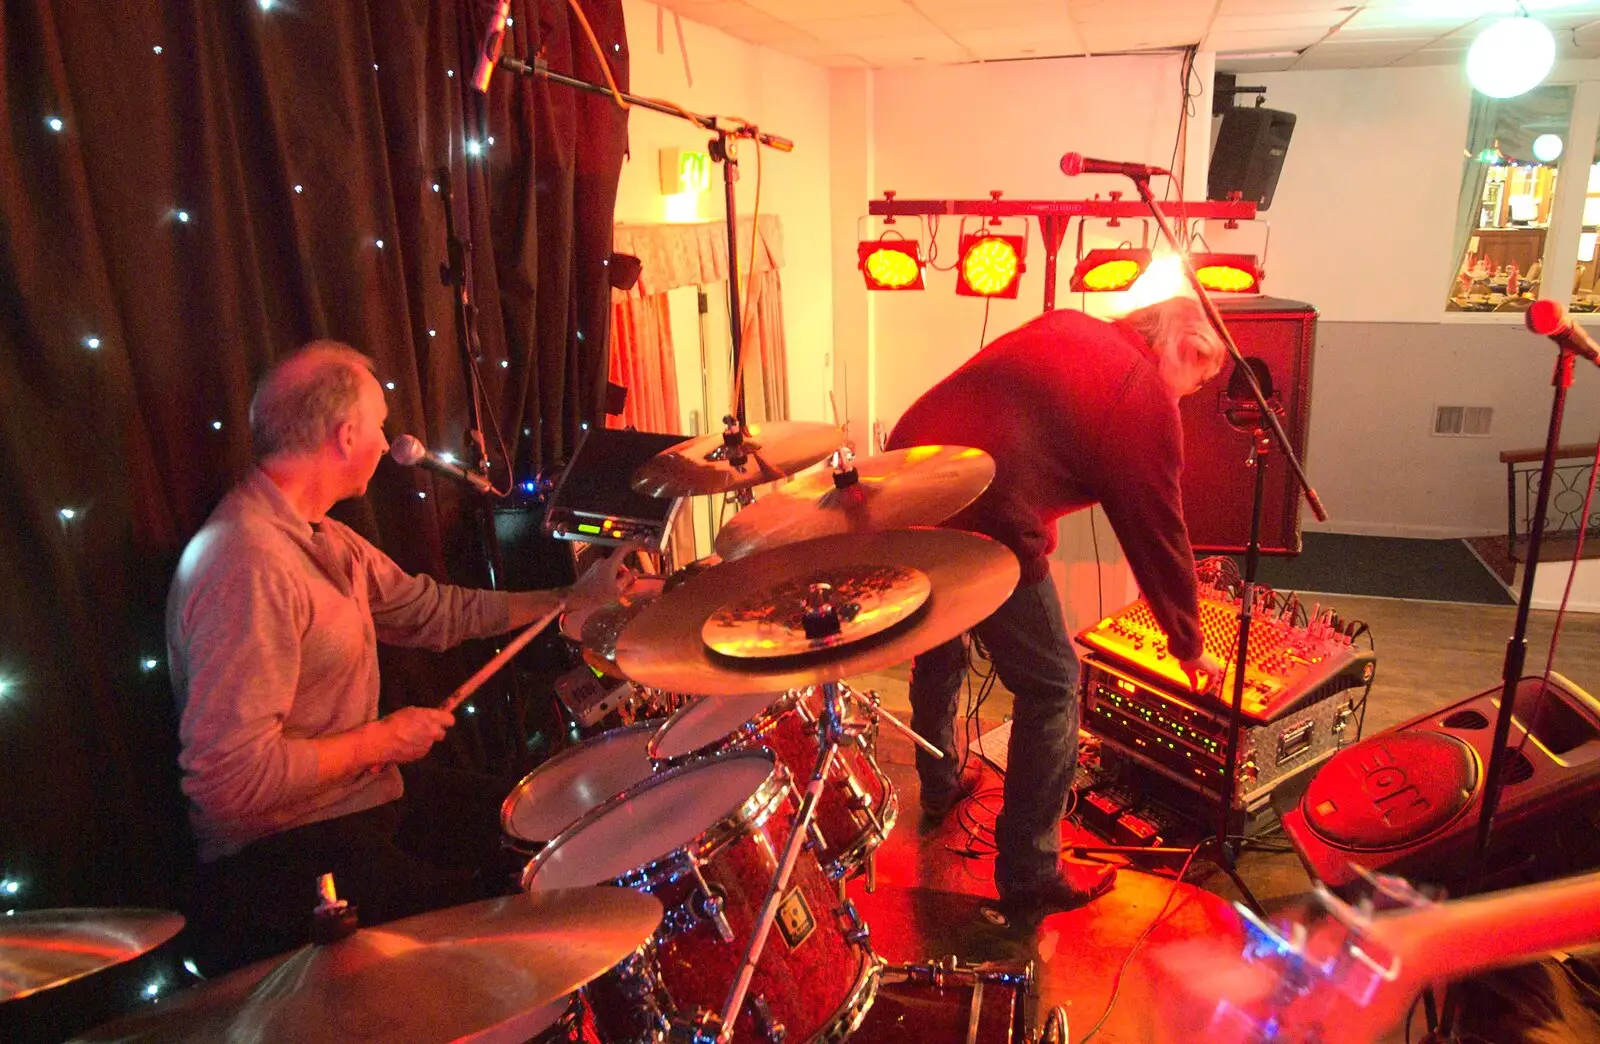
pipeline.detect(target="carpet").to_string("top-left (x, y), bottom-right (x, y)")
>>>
top-left (1233, 532), bottom-right (1515, 605)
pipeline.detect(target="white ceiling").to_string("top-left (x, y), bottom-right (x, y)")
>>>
top-left (647, 0), bottom-right (1600, 72)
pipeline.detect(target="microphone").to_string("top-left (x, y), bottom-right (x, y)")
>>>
top-left (470, 0), bottom-right (512, 94)
top-left (1060, 152), bottom-right (1171, 179)
top-left (390, 435), bottom-right (494, 494)
top-left (1526, 299), bottom-right (1600, 366)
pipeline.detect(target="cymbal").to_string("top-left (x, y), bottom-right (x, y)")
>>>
top-left (69, 889), bottom-right (663, 1044)
top-left (560, 575), bottom-right (666, 644)
top-left (579, 577), bottom-right (667, 672)
top-left (715, 445), bottom-right (996, 561)
top-left (614, 528), bottom-right (1019, 696)
top-left (631, 421), bottom-right (844, 498)
top-left (1, 909), bottom-right (183, 1003)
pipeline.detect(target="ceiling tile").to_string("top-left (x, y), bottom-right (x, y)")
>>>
top-left (1213, 11), bottom-right (1353, 31)
top-left (789, 12), bottom-right (944, 40)
top-left (742, 0), bottom-right (908, 16)
top-left (1208, 26), bottom-right (1332, 51)
top-left (1293, 42), bottom-right (1418, 68)
top-left (952, 26), bottom-right (1086, 59)
top-left (847, 36), bottom-right (975, 65)
top-left (1215, 54), bottom-right (1304, 72)
top-left (920, 5), bottom-right (1073, 33)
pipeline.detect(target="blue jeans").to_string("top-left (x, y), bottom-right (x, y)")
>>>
top-left (909, 576), bottom-right (1080, 897)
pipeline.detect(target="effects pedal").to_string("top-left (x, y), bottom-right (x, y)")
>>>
top-left (1112, 809), bottom-right (1164, 848)
top-left (1079, 785), bottom-right (1135, 840)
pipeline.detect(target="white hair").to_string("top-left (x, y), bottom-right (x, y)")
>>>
top-left (1118, 296), bottom-right (1227, 394)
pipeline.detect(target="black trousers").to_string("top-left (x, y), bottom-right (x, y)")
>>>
top-left (185, 762), bottom-right (524, 975)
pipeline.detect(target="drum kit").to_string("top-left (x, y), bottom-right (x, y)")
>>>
top-left (18, 421), bottom-right (1056, 1044)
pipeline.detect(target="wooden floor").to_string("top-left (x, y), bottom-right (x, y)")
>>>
top-left (837, 593), bottom-right (1600, 1043)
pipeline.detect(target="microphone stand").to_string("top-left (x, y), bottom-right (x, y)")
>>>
top-left (500, 54), bottom-right (794, 428)
top-left (1071, 172), bottom-right (1328, 917)
top-left (436, 162), bottom-right (526, 772)
top-left (1433, 310), bottom-right (1589, 1040)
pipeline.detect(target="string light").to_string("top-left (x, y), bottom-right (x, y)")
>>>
top-left (416, 491), bottom-right (427, 499)
top-left (438, 451), bottom-right (459, 465)
top-left (141, 658), bottom-right (160, 671)
top-left (431, 182), bottom-right (440, 193)
top-left (176, 210), bottom-right (191, 223)
top-left (84, 336), bottom-right (101, 350)
top-left (384, 380), bottom-right (396, 390)
top-left (487, 135), bottom-right (495, 146)
top-left (211, 420), bottom-right (222, 430)
top-left (258, 0), bottom-right (274, 10)
top-left (464, 703), bottom-right (476, 715)
top-left (466, 139), bottom-right (484, 158)
top-left (47, 117), bottom-right (63, 133)
top-left (375, 239), bottom-right (385, 249)
top-left (58, 508), bottom-right (77, 521)
top-left (372, 63), bottom-right (379, 71)
top-left (522, 428), bottom-right (531, 436)
top-left (153, 45), bottom-right (163, 54)
top-left (447, 69), bottom-right (455, 78)
top-left (293, 184), bottom-right (304, 194)
top-left (182, 959), bottom-right (202, 978)
top-left (427, 329), bottom-right (436, 337)
top-left (1, 880), bottom-right (19, 896)
top-left (499, 360), bottom-right (509, 368)
top-left (506, 17), bottom-right (513, 26)
top-left (143, 980), bottom-right (163, 1000)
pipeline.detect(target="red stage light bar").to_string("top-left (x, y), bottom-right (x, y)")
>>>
top-left (956, 233), bottom-right (1025, 298)
top-left (858, 238), bottom-right (925, 290)
top-left (1069, 249), bottom-right (1151, 292)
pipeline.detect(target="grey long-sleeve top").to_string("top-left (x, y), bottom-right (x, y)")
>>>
top-left (166, 469), bottom-right (511, 861)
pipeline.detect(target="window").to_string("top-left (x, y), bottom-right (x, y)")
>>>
top-left (1447, 86), bottom-right (1572, 312)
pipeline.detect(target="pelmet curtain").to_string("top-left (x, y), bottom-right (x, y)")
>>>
top-left (740, 268), bottom-right (790, 425)
top-left (0, 0), bottom-right (629, 910)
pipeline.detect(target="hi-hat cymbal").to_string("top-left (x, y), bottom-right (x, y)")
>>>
top-left (69, 889), bottom-right (662, 1044)
top-left (1, 909), bottom-right (184, 1003)
top-left (715, 445), bottom-right (996, 561)
top-left (579, 577), bottom-right (667, 673)
top-left (614, 528), bottom-right (1019, 696)
top-left (561, 576), bottom-right (666, 644)
top-left (631, 421), bottom-right (844, 498)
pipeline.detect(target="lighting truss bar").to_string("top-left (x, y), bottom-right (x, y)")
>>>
top-left (867, 198), bottom-right (1257, 221)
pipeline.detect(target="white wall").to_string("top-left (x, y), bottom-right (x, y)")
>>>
top-left (1218, 63), bottom-right (1600, 537)
top-left (618, 1), bottom-right (836, 424)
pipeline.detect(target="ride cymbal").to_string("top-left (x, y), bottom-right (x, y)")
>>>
top-left (614, 527), bottom-right (1019, 696)
top-left (0, 909), bottom-right (183, 1003)
top-left (69, 889), bottom-right (663, 1044)
top-left (631, 421), bottom-right (844, 498)
top-left (714, 445), bottom-right (996, 561)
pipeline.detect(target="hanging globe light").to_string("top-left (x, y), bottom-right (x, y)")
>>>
top-left (1533, 133), bottom-right (1564, 163)
top-left (1467, 16), bottom-right (1556, 99)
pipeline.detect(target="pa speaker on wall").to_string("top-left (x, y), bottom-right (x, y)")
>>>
top-left (1281, 673), bottom-right (1600, 895)
top-left (1179, 297), bottom-right (1316, 556)
top-left (1209, 106), bottom-right (1296, 211)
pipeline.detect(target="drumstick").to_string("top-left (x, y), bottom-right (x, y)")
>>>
top-left (439, 609), bottom-right (560, 715)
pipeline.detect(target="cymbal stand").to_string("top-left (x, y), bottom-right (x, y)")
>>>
top-left (694, 588), bottom-right (858, 1043)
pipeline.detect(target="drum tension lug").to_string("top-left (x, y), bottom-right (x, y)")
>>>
top-left (688, 855), bottom-right (735, 943)
top-left (748, 994), bottom-right (788, 1043)
top-left (667, 1010), bottom-right (723, 1044)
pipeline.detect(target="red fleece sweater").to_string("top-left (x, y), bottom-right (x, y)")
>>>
top-left (887, 308), bottom-right (1204, 662)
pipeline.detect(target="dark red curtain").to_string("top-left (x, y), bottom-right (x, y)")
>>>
top-left (0, 0), bottom-right (629, 909)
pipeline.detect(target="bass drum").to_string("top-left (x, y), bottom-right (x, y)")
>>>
top-left (849, 961), bottom-right (1036, 1044)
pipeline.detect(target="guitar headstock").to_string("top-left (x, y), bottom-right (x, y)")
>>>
top-left (1141, 869), bottom-right (1438, 1044)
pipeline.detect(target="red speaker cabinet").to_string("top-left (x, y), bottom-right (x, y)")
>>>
top-left (1179, 296), bottom-right (1317, 556)
top-left (1281, 673), bottom-right (1600, 895)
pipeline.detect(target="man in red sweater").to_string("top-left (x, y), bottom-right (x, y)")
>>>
top-left (888, 296), bottom-right (1227, 919)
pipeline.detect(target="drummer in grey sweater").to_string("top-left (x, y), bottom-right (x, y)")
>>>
top-left (167, 341), bottom-right (630, 972)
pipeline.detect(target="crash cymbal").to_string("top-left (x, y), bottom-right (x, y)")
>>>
top-left (615, 528), bottom-right (1019, 696)
top-left (560, 576), bottom-right (666, 644)
top-left (69, 889), bottom-right (663, 1044)
top-left (631, 421), bottom-right (844, 498)
top-left (704, 563), bottom-right (932, 658)
top-left (0, 909), bottom-right (184, 1003)
top-left (715, 445), bottom-right (996, 561)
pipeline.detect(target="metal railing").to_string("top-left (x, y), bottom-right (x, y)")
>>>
top-left (1501, 443), bottom-right (1600, 560)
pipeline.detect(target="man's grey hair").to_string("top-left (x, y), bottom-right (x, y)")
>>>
top-left (1118, 296), bottom-right (1228, 392)
top-left (249, 341), bottom-right (377, 460)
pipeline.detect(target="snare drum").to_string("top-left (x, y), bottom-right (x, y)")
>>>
top-left (849, 961), bottom-right (1036, 1044)
top-left (521, 750), bottom-right (880, 1044)
top-left (649, 688), bottom-right (897, 880)
top-left (500, 721), bottom-right (659, 851)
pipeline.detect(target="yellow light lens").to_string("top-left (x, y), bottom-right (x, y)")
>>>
top-left (961, 237), bottom-right (1020, 296)
top-left (865, 247), bottom-right (922, 289)
top-left (1196, 264), bottom-right (1258, 293)
top-left (1082, 259), bottom-right (1144, 292)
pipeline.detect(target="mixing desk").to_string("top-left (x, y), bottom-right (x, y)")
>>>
top-left (1074, 585), bottom-right (1376, 726)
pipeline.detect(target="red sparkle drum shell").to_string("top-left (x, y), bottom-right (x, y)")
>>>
top-left (647, 689), bottom-right (897, 879)
top-left (849, 963), bottom-right (1034, 1044)
top-left (520, 750), bottom-right (879, 1044)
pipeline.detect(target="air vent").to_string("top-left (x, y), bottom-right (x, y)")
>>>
top-left (1442, 709), bottom-right (1490, 730)
top-left (1499, 748), bottom-right (1535, 785)
top-left (1433, 405), bottom-right (1494, 437)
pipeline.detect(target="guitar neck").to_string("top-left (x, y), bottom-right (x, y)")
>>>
top-left (1381, 871), bottom-right (1600, 985)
